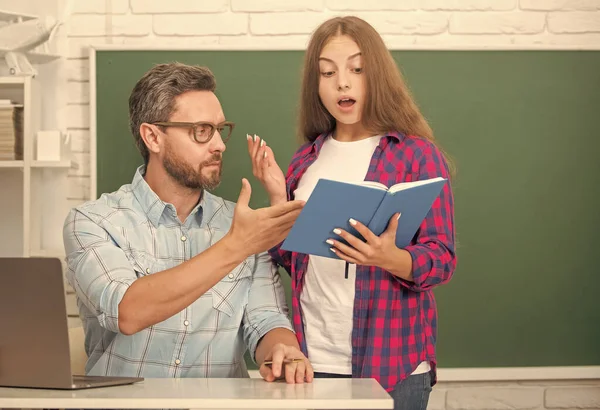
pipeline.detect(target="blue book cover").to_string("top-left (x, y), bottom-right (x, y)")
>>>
top-left (281, 177), bottom-right (447, 259)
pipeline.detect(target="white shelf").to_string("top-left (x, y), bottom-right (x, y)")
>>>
top-left (0, 77), bottom-right (26, 85)
top-left (0, 75), bottom-right (73, 260)
top-left (0, 160), bottom-right (76, 169)
top-left (31, 160), bottom-right (75, 169)
top-left (0, 160), bottom-right (24, 168)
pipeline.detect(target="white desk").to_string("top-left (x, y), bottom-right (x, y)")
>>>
top-left (0, 378), bottom-right (393, 409)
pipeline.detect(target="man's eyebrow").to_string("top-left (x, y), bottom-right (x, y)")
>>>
top-left (318, 52), bottom-right (362, 63)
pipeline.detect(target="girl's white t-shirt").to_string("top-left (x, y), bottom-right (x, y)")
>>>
top-left (293, 134), bottom-right (430, 375)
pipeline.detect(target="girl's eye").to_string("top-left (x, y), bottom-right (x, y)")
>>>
top-left (321, 71), bottom-right (335, 77)
top-left (352, 67), bottom-right (363, 74)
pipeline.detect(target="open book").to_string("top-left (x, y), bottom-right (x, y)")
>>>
top-left (281, 177), bottom-right (447, 259)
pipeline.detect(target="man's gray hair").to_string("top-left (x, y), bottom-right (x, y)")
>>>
top-left (128, 62), bottom-right (217, 165)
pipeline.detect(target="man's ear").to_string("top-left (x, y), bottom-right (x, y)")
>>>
top-left (140, 123), bottom-right (161, 156)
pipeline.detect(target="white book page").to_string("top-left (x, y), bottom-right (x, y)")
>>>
top-left (360, 181), bottom-right (388, 190)
top-left (388, 177), bottom-right (445, 193)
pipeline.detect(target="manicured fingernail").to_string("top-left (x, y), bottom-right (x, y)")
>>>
top-left (246, 134), bottom-right (251, 140)
top-left (263, 151), bottom-right (267, 158)
top-left (326, 239), bottom-right (334, 245)
top-left (397, 213), bottom-right (401, 220)
top-left (260, 139), bottom-right (265, 147)
top-left (330, 248), bottom-right (336, 253)
top-left (254, 134), bottom-right (258, 142)
top-left (349, 218), bottom-right (357, 226)
top-left (333, 228), bottom-right (341, 235)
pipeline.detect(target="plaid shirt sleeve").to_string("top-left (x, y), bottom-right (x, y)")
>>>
top-left (243, 251), bottom-right (294, 361)
top-left (268, 241), bottom-right (291, 274)
top-left (267, 144), bottom-right (312, 274)
top-left (400, 143), bottom-right (456, 292)
top-left (63, 208), bottom-right (137, 333)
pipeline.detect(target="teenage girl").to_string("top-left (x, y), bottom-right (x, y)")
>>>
top-left (248, 16), bottom-right (456, 410)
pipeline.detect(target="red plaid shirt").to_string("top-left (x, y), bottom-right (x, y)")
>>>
top-left (269, 131), bottom-right (456, 391)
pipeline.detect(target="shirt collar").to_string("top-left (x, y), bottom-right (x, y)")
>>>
top-left (310, 130), bottom-right (404, 152)
top-left (131, 165), bottom-right (206, 227)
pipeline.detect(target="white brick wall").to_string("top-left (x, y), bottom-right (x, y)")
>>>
top-left (73, 0), bottom-right (130, 14)
top-left (548, 11), bottom-right (600, 32)
top-left (450, 12), bottom-right (546, 34)
top-left (250, 12), bottom-right (331, 35)
top-left (232, 0), bottom-right (325, 12)
top-left (68, 14), bottom-right (153, 36)
top-left (326, 0), bottom-right (416, 11)
top-left (420, 0), bottom-right (518, 11)
top-left (154, 13), bottom-right (248, 36)
top-left (130, 0), bottom-right (229, 13)
top-left (66, 104), bottom-right (89, 130)
top-left (520, 0), bottom-right (600, 10)
top-left (359, 12), bottom-right (451, 34)
top-left (7, 0), bottom-right (598, 407)
top-left (68, 130), bottom-right (91, 153)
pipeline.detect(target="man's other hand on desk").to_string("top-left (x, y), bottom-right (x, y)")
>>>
top-left (259, 343), bottom-right (314, 384)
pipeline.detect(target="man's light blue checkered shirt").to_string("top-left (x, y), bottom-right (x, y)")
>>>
top-left (63, 166), bottom-right (293, 378)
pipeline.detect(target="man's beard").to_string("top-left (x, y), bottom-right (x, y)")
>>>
top-left (163, 143), bottom-right (222, 191)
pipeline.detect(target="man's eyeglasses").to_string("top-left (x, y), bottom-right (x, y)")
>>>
top-left (151, 121), bottom-right (235, 144)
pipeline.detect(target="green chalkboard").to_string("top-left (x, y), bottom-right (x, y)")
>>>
top-left (95, 49), bottom-right (600, 369)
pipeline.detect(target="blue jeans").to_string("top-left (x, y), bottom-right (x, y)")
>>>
top-left (314, 371), bottom-right (432, 410)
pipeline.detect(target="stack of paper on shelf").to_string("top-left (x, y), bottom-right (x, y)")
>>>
top-left (0, 100), bottom-right (23, 161)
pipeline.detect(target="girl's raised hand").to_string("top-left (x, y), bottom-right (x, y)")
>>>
top-left (247, 134), bottom-right (287, 205)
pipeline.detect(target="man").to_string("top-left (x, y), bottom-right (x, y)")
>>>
top-left (63, 63), bottom-right (312, 384)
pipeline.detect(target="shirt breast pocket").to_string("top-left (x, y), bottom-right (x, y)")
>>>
top-left (126, 251), bottom-right (171, 277)
top-left (211, 255), bottom-right (255, 317)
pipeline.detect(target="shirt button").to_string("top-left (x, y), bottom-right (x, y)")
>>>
top-left (180, 236), bottom-right (187, 242)
top-left (145, 268), bottom-right (150, 274)
top-left (175, 359), bottom-right (181, 365)
top-left (183, 320), bottom-right (189, 326)
top-left (228, 273), bottom-right (234, 279)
